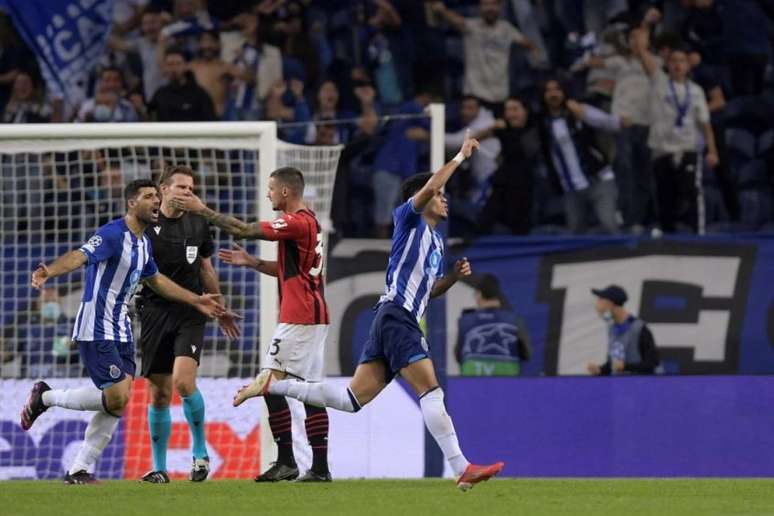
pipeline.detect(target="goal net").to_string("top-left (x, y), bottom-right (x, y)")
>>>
top-left (0, 122), bottom-right (342, 480)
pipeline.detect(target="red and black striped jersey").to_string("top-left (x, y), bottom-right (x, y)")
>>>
top-left (259, 209), bottom-right (329, 325)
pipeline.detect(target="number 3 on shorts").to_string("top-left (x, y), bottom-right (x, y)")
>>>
top-left (269, 338), bottom-right (281, 356)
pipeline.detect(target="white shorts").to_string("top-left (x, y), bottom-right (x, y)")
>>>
top-left (264, 323), bottom-right (328, 381)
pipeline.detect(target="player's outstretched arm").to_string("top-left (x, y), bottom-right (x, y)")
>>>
top-left (169, 193), bottom-right (265, 240)
top-left (31, 250), bottom-right (88, 290)
top-left (412, 129), bottom-right (479, 213)
top-left (200, 257), bottom-right (243, 340)
top-left (430, 258), bottom-right (472, 299)
top-left (218, 244), bottom-right (279, 277)
top-left (144, 273), bottom-right (226, 319)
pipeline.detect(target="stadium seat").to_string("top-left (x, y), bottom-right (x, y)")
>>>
top-left (738, 160), bottom-right (769, 188)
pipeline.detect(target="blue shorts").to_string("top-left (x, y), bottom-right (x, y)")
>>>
top-left (358, 301), bottom-right (430, 382)
top-left (76, 339), bottom-right (136, 389)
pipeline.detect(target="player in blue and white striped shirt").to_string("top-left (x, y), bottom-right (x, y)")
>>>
top-left (20, 179), bottom-right (225, 484)
top-left (235, 131), bottom-right (505, 491)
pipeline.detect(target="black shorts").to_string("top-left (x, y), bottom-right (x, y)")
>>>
top-left (139, 303), bottom-right (205, 377)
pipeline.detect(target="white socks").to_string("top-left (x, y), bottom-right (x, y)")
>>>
top-left (42, 386), bottom-right (104, 412)
top-left (68, 411), bottom-right (120, 474)
top-left (419, 388), bottom-right (469, 476)
top-left (268, 379), bottom-right (361, 413)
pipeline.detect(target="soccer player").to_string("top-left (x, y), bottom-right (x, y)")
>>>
top-left (139, 166), bottom-right (241, 484)
top-left (232, 131), bottom-right (505, 491)
top-left (170, 167), bottom-right (332, 482)
top-left (20, 179), bottom-right (225, 484)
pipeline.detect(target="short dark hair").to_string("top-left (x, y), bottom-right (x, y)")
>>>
top-left (270, 166), bottom-right (305, 193)
top-left (401, 172), bottom-right (433, 202)
top-left (461, 95), bottom-right (480, 105)
top-left (158, 165), bottom-right (195, 185)
top-left (124, 178), bottom-right (158, 204)
top-left (100, 66), bottom-right (124, 85)
top-left (164, 46), bottom-right (187, 61)
top-left (475, 274), bottom-right (503, 301)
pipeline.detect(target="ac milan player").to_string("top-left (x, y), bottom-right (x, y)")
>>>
top-left (169, 167), bottom-right (331, 482)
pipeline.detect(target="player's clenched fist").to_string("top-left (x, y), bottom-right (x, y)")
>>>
top-left (460, 129), bottom-right (480, 159)
top-left (453, 257), bottom-right (472, 279)
top-left (31, 262), bottom-right (51, 290)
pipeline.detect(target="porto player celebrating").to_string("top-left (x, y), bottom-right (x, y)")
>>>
top-left (21, 180), bottom-right (224, 484)
top-left (233, 132), bottom-right (505, 491)
top-left (170, 167), bottom-right (332, 482)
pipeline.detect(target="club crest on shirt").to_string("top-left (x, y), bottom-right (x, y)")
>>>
top-left (426, 249), bottom-right (442, 274)
top-left (186, 245), bottom-right (198, 264)
top-left (109, 365), bottom-right (121, 379)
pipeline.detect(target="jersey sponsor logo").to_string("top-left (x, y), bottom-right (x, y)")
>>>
top-left (87, 235), bottom-right (102, 247)
top-left (153, 226), bottom-right (161, 235)
top-left (109, 364), bottom-right (121, 379)
top-left (186, 245), bottom-right (198, 264)
top-left (271, 218), bottom-right (288, 230)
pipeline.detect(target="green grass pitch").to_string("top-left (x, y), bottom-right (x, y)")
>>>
top-left (3, 479), bottom-right (774, 516)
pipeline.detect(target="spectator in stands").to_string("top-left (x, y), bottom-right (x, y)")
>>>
top-left (265, 78), bottom-right (313, 144)
top-left (76, 67), bottom-right (139, 123)
top-left (587, 284), bottom-right (660, 375)
top-left (537, 78), bottom-right (624, 234)
top-left (475, 97), bottom-right (540, 235)
top-left (190, 30), bottom-right (242, 118)
top-left (0, 14), bottom-right (34, 111)
top-left (226, 11), bottom-right (283, 120)
top-left (362, 0), bottom-right (404, 105)
top-left (430, 0), bottom-right (538, 114)
top-left (445, 96), bottom-right (501, 236)
top-left (264, 0), bottom-right (321, 90)
top-left (305, 79), bottom-right (355, 144)
top-left (149, 47), bottom-right (216, 121)
top-left (108, 8), bottom-right (166, 100)
top-left (2, 71), bottom-right (51, 123)
top-left (632, 29), bottom-right (718, 233)
top-left (370, 85), bottom-right (435, 238)
top-left (586, 26), bottom-right (662, 233)
top-left (455, 274), bottom-right (531, 376)
top-left (160, 0), bottom-right (217, 58)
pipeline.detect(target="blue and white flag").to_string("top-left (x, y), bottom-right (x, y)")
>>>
top-left (0, 0), bottom-right (115, 108)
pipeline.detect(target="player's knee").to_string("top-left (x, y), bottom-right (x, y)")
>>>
top-left (151, 388), bottom-right (172, 408)
top-left (104, 393), bottom-right (129, 416)
top-left (174, 377), bottom-right (196, 397)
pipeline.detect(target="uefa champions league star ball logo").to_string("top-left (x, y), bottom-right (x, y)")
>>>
top-left (109, 365), bottom-right (121, 379)
top-left (88, 235), bottom-right (102, 247)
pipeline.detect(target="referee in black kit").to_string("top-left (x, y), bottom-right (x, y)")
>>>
top-left (139, 165), bottom-right (241, 483)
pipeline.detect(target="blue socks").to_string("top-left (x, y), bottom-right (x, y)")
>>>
top-left (182, 389), bottom-right (208, 460)
top-left (148, 405), bottom-right (171, 472)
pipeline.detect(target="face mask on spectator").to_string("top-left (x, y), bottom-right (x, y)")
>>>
top-left (600, 310), bottom-right (614, 323)
top-left (41, 302), bottom-right (62, 320)
top-left (93, 104), bottom-right (112, 122)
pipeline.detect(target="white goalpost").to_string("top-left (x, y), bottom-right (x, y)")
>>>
top-left (0, 105), bottom-right (445, 480)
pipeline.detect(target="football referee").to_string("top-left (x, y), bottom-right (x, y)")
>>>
top-left (139, 166), bottom-right (240, 483)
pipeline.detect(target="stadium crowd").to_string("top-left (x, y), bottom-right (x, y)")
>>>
top-left (1, 0), bottom-right (773, 238)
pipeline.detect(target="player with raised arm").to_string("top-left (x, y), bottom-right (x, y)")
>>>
top-left (20, 179), bottom-right (225, 484)
top-left (139, 166), bottom-right (242, 484)
top-left (169, 167), bottom-right (333, 483)
top-left (231, 131), bottom-right (505, 491)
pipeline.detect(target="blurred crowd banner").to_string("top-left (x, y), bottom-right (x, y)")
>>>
top-left (326, 235), bottom-right (774, 376)
top-left (0, 0), bottom-right (114, 105)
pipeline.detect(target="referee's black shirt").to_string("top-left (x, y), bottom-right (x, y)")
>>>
top-left (142, 211), bottom-right (215, 310)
